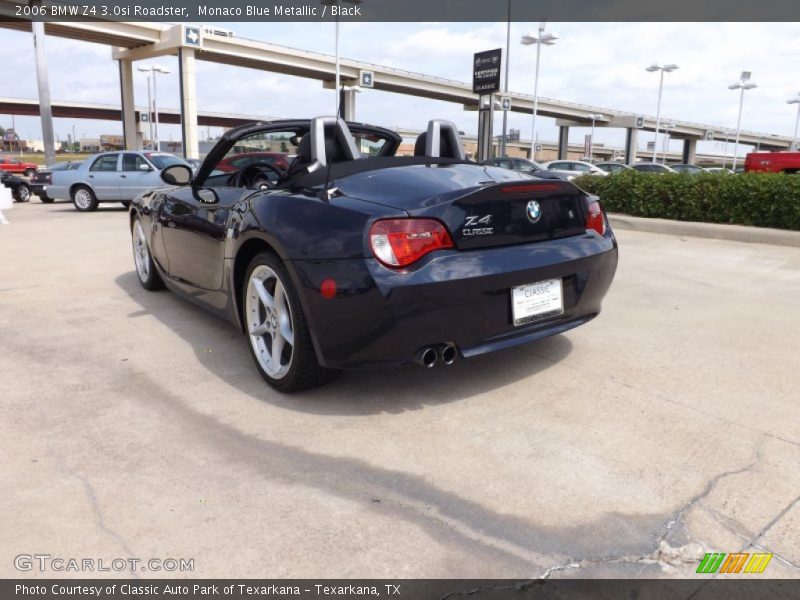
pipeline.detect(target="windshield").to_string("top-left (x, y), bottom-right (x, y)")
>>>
top-left (147, 153), bottom-right (188, 170)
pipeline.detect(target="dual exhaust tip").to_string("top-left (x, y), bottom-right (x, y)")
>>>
top-left (416, 344), bottom-right (457, 368)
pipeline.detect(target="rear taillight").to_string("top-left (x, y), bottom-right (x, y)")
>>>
top-left (369, 218), bottom-right (454, 268)
top-left (585, 196), bottom-right (606, 236)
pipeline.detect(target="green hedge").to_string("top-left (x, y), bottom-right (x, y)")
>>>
top-left (573, 171), bottom-right (800, 231)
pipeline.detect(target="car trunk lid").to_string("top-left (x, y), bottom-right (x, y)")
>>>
top-left (410, 180), bottom-right (589, 250)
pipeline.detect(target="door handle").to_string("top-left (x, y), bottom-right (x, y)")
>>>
top-left (88, 175), bottom-right (94, 178)
top-left (120, 175), bottom-right (127, 179)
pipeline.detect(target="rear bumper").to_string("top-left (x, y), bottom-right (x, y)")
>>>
top-left (30, 184), bottom-right (49, 199)
top-left (292, 230), bottom-right (618, 369)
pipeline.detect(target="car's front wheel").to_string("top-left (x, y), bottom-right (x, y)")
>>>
top-left (243, 252), bottom-right (338, 393)
top-left (14, 184), bottom-right (31, 203)
top-left (72, 185), bottom-right (98, 212)
top-left (131, 217), bottom-right (164, 290)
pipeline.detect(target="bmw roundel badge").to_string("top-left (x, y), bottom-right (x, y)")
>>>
top-left (526, 200), bottom-right (542, 224)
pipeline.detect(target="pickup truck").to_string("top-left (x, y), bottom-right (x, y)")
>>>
top-left (744, 151), bottom-right (800, 173)
top-left (1, 171), bottom-right (33, 202)
top-left (42, 151), bottom-right (189, 211)
top-left (0, 155), bottom-right (38, 177)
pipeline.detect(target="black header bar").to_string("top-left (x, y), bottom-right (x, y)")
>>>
top-left (4, 579), bottom-right (800, 600)
top-left (2, 0), bottom-right (800, 22)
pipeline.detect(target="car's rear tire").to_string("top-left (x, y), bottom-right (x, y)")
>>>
top-left (243, 251), bottom-right (339, 393)
top-left (24, 168), bottom-right (35, 178)
top-left (72, 185), bottom-right (98, 212)
top-left (131, 217), bottom-right (164, 291)
top-left (14, 184), bottom-right (31, 203)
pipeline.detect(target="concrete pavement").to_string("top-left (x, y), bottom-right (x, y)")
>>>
top-left (1, 202), bottom-right (798, 579)
top-left (609, 213), bottom-right (800, 248)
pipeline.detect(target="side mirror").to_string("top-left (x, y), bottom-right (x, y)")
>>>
top-left (193, 188), bottom-right (218, 204)
top-left (139, 163), bottom-right (153, 172)
top-left (161, 164), bottom-right (193, 186)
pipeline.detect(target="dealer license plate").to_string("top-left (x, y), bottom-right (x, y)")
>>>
top-left (511, 278), bottom-right (564, 326)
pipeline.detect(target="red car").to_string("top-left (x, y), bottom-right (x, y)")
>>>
top-left (0, 155), bottom-right (38, 177)
top-left (215, 151), bottom-right (291, 173)
top-left (744, 151), bottom-right (800, 174)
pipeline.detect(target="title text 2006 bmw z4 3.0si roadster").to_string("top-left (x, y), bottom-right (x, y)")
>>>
top-left (129, 117), bottom-right (618, 392)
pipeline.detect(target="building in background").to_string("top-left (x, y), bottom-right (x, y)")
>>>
top-left (99, 134), bottom-right (125, 151)
top-left (2, 128), bottom-right (21, 152)
top-left (22, 139), bottom-right (44, 152)
top-left (79, 138), bottom-right (101, 152)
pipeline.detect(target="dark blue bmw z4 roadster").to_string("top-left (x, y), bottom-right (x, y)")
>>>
top-left (130, 117), bottom-right (618, 392)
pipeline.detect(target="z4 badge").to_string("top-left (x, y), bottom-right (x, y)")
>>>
top-left (463, 214), bottom-right (494, 236)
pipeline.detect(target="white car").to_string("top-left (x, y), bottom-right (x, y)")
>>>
top-left (543, 160), bottom-right (608, 177)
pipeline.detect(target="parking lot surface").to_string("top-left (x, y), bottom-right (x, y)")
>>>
top-left (1, 202), bottom-right (799, 578)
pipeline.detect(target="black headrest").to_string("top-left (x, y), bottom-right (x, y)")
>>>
top-left (294, 129), bottom-right (351, 167)
top-left (325, 132), bottom-right (349, 164)
top-left (296, 134), bottom-right (311, 163)
top-left (414, 131), bottom-right (457, 158)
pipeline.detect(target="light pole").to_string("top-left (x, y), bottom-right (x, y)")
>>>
top-left (138, 64), bottom-right (170, 151)
top-left (646, 63), bottom-right (679, 163)
top-left (321, 0), bottom-right (362, 118)
top-left (138, 71), bottom-right (153, 149)
top-left (334, 10), bottom-right (340, 117)
top-left (660, 122), bottom-right (675, 163)
top-left (500, 0), bottom-right (511, 157)
top-left (787, 93), bottom-right (800, 151)
top-left (721, 135), bottom-right (729, 169)
top-left (521, 23), bottom-right (558, 160)
top-left (728, 71), bottom-right (757, 170)
top-left (586, 113), bottom-right (604, 162)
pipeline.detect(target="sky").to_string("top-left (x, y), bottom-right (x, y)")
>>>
top-left (2, 21), bottom-right (800, 155)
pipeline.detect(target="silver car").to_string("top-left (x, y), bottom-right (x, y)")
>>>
top-left (543, 160), bottom-right (609, 177)
top-left (595, 162), bottom-right (633, 174)
top-left (46, 151), bottom-right (190, 212)
top-left (632, 162), bottom-right (678, 174)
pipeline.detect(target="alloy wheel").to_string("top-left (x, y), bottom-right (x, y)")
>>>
top-left (74, 189), bottom-right (92, 210)
top-left (245, 265), bottom-right (295, 379)
top-left (132, 220), bottom-right (150, 283)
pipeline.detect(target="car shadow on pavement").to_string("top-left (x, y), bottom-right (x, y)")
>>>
top-left (127, 361), bottom-right (675, 578)
top-left (115, 270), bottom-right (573, 416)
top-left (48, 205), bottom-right (129, 212)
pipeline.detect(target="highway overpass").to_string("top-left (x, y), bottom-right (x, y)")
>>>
top-left (0, 97), bottom-right (272, 129)
top-left (0, 95), bottom-right (743, 165)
